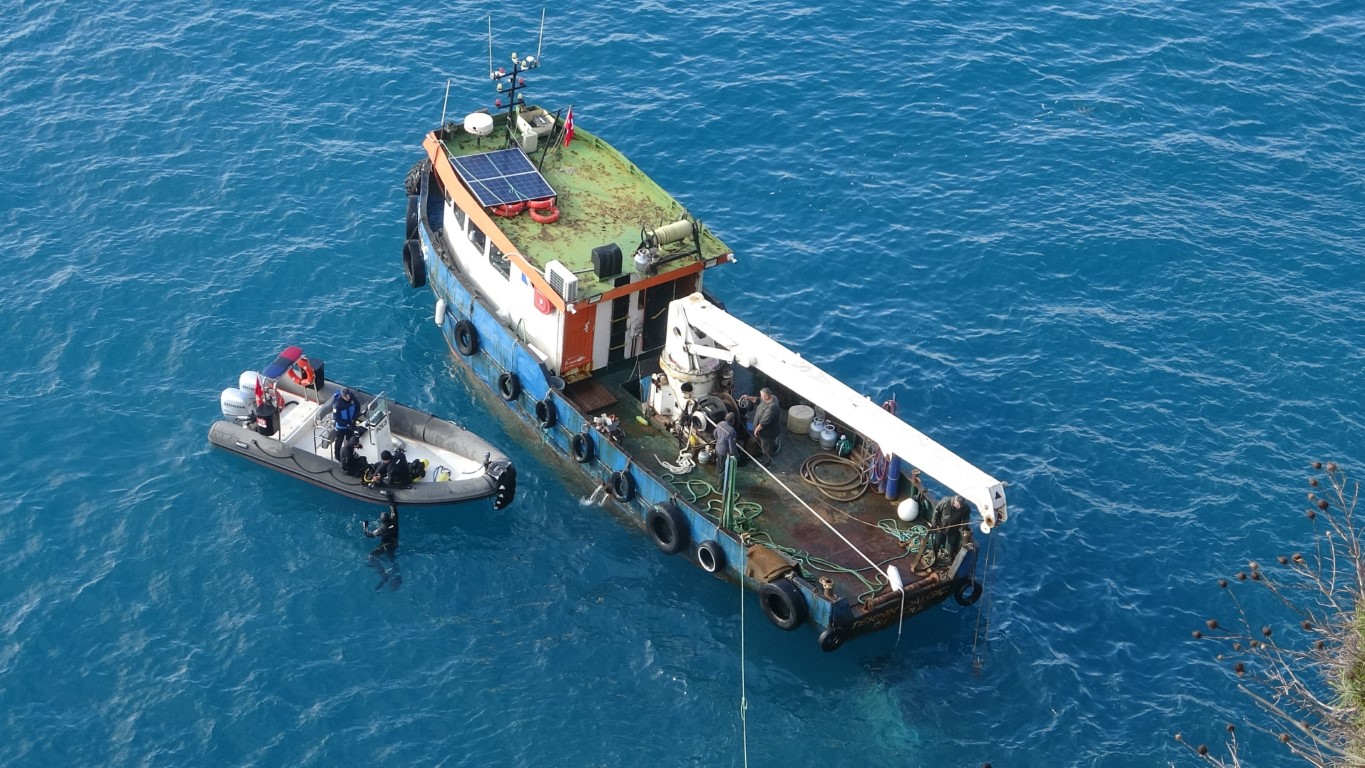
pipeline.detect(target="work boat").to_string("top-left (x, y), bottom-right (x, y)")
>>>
top-left (209, 346), bottom-right (516, 509)
top-left (399, 34), bottom-right (1008, 651)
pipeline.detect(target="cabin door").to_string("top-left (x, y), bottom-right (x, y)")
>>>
top-left (641, 274), bottom-right (698, 354)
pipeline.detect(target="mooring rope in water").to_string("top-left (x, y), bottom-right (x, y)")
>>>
top-left (972, 518), bottom-right (999, 666)
top-left (739, 529), bottom-right (750, 768)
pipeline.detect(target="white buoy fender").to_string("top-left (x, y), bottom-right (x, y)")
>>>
top-left (887, 565), bottom-right (904, 593)
top-left (434, 298), bottom-right (447, 327)
top-left (896, 497), bottom-right (919, 522)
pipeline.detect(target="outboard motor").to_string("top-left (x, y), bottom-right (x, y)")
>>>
top-left (220, 388), bottom-right (253, 421)
top-left (492, 462), bottom-right (517, 510)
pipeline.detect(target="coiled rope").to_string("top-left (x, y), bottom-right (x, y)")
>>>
top-left (799, 454), bottom-right (869, 502)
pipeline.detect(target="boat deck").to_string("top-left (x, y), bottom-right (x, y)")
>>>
top-left (588, 367), bottom-right (958, 607)
top-left (272, 383), bottom-right (487, 481)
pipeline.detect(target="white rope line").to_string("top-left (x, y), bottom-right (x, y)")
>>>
top-left (703, 413), bottom-right (893, 583)
top-left (746, 441), bottom-right (892, 582)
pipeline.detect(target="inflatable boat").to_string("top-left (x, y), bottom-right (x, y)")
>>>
top-left (208, 346), bottom-right (515, 508)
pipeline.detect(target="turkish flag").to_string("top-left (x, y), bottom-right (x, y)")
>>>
top-left (563, 106), bottom-right (574, 147)
top-left (254, 375), bottom-right (264, 407)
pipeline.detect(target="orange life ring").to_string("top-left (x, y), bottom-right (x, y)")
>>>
top-left (527, 197), bottom-right (556, 210)
top-left (529, 204), bottom-right (560, 224)
top-left (288, 356), bottom-right (316, 387)
top-left (490, 201), bottom-right (526, 218)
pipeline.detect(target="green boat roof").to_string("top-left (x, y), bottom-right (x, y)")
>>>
top-left (434, 107), bottom-right (734, 302)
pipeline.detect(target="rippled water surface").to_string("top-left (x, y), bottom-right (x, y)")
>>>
top-left (2, 1), bottom-right (1363, 765)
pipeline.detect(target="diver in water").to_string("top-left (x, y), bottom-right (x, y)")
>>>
top-left (360, 504), bottom-right (401, 590)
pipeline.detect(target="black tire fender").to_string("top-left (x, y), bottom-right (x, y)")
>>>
top-left (646, 502), bottom-right (688, 555)
top-left (609, 470), bottom-right (635, 502)
top-left (405, 194), bottom-right (420, 240)
top-left (954, 578), bottom-right (982, 606)
top-left (534, 397), bottom-right (556, 429)
top-left (404, 159), bottom-right (428, 196)
top-left (696, 539), bottom-right (726, 574)
top-left (759, 578), bottom-right (808, 631)
top-left (454, 320), bottom-right (478, 356)
top-left (818, 627), bottom-right (845, 652)
top-left (403, 238), bottom-right (426, 288)
top-left (497, 371), bottom-right (521, 402)
top-left (571, 432), bottom-right (594, 464)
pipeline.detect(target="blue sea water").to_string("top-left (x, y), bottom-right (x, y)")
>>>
top-left (2, 0), bottom-right (1363, 765)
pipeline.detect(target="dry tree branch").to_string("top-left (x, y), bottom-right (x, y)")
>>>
top-left (1180, 463), bottom-right (1364, 768)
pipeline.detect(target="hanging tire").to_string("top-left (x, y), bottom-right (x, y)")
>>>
top-left (610, 471), bottom-right (635, 502)
top-left (759, 578), bottom-right (807, 631)
top-left (454, 320), bottom-right (478, 356)
top-left (954, 578), bottom-right (982, 606)
top-left (403, 238), bottom-right (426, 288)
top-left (646, 502), bottom-right (688, 555)
top-left (498, 372), bottom-right (521, 401)
top-left (571, 432), bottom-right (594, 464)
top-left (696, 539), bottom-right (726, 574)
top-left (404, 159), bottom-right (427, 196)
top-left (818, 627), bottom-right (845, 652)
top-left (534, 397), bottom-right (556, 429)
top-left (406, 194), bottom-right (420, 240)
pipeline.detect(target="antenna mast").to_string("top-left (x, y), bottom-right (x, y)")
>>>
top-left (536, 9), bottom-right (545, 62)
top-left (487, 16), bottom-right (494, 78)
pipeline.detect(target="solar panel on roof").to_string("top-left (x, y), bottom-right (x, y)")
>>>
top-left (450, 148), bottom-right (557, 208)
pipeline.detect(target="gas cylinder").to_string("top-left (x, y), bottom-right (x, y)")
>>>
top-left (820, 424), bottom-right (837, 451)
top-left (808, 417), bottom-right (824, 442)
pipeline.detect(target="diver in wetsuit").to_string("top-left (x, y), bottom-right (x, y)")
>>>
top-left (360, 505), bottom-right (401, 590)
top-left (929, 495), bottom-right (969, 565)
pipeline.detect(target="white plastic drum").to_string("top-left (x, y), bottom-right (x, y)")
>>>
top-left (787, 404), bottom-right (814, 435)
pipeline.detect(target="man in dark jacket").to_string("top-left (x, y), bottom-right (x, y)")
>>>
top-left (930, 495), bottom-right (969, 563)
top-left (748, 388), bottom-right (781, 466)
top-left (714, 412), bottom-right (739, 484)
top-left (331, 388), bottom-right (359, 461)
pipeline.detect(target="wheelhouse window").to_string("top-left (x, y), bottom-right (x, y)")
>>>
top-left (489, 244), bottom-right (511, 278)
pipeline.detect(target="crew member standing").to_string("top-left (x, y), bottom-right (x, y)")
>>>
top-left (331, 388), bottom-right (359, 462)
top-left (714, 412), bottom-right (739, 484)
top-left (748, 388), bottom-right (781, 466)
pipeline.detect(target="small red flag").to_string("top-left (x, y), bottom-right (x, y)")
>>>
top-left (254, 375), bottom-right (264, 407)
top-left (562, 106), bottom-right (574, 147)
